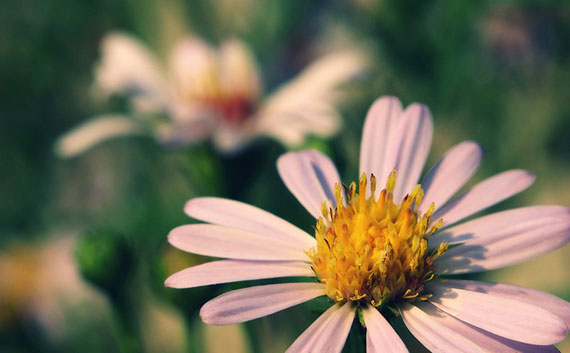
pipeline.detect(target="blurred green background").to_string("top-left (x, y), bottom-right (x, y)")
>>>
top-left (1, 0), bottom-right (569, 352)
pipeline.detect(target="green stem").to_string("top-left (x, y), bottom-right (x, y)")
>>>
top-left (184, 316), bottom-right (205, 353)
top-left (110, 291), bottom-right (144, 353)
top-left (184, 144), bottom-right (224, 197)
top-left (244, 321), bottom-right (262, 353)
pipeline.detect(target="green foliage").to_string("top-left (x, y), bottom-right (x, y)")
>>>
top-left (75, 231), bottom-right (134, 295)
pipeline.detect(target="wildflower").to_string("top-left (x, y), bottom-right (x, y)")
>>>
top-left (166, 96), bottom-right (570, 352)
top-left (56, 32), bottom-right (366, 157)
top-left (0, 237), bottom-right (101, 336)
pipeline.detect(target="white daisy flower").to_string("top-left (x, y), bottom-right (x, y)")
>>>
top-left (165, 96), bottom-right (570, 352)
top-left (55, 32), bottom-right (367, 157)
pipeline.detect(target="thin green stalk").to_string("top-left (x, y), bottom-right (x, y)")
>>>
top-left (110, 289), bottom-right (144, 353)
top-left (184, 316), bottom-right (205, 353)
top-left (244, 321), bottom-right (263, 353)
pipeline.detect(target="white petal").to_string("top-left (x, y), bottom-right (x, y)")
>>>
top-left (286, 304), bottom-right (342, 353)
top-left (286, 302), bottom-right (354, 353)
top-left (219, 39), bottom-right (262, 99)
top-left (254, 51), bottom-right (367, 146)
top-left (301, 149), bottom-right (343, 200)
top-left (164, 260), bottom-right (314, 289)
top-left (258, 121), bottom-right (306, 146)
top-left (55, 115), bottom-right (144, 158)
top-left (391, 104), bottom-right (433, 202)
top-left (211, 124), bottom-right (254, 153)
top-left (200, 282), bottom-right (325, 325)
top-left (277, 150), bottom-right (341, 218)
top-left (401, 302), bottom-right (488, 353)
top-left (434, 206), bottom-right (570, 273)
top-left (256, 103), bottom-right (341, 146)
top-left (168, 37), bottom-right (218, 101)
top-left (432, 169), bottom-right (535, 227)
top-left (155, 104), bottom-right (214, 146)
top-left (361, 306), bottom-right (408, 353)
top-left (440, 280), bottom-right (570, 331)
top-left (168, 224), bottom-right (310, 261)
top-left (428, 283), bottom-right (567, 345)
top-left (401, 302), bottom-right (559, 353)
top-left (359, 96), bottom-right (403, 194)
top-left (420, 141), bottom-right (483, 212)
top-left (280, 50), bottom-right (367, 99)
top-left (95, 32), bottom-right (168, 103)
top-left (432, 205), bottom-right (570, 245)
top-left (184, 197), bottom-right (315, 250)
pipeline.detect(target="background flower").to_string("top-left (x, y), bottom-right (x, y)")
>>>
top-left (55, 32), bottom-right (367, 157)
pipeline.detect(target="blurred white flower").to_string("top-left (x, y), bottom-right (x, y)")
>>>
top-left (56, 32), bottom-right (367, 157)
top-left (0, 236), bottom-right (105, 338)
top-left (165, 96), bottom-right (570, 352)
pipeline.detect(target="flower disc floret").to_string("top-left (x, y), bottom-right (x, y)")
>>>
top-left (309, 171), bottom-right (447, 307)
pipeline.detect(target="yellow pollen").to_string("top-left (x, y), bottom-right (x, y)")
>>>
top-left (308, 170), bottom-right (447, 306)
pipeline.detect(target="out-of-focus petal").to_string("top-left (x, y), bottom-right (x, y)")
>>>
top-left (184, 197), bottom-right (316, 250)
top-left (359, 96), bottom-right (403, 195)
top-left (55, 115), bottom-right (144, 158)
top-left (286, 302), bottom-right (354, 353)
top-left (361, 306), bottom-right (408, 353)
top-left (420, 141), bottom-right (483, 212)
top-left (255, 51), bottom-right (367, 146)
top-left (168, 224), bottom-right (311, 262)
top-left (164, 260), bottom-right (314, 289)
top-left (257, 103), bottom-right (340, 146)
top-left (219, 39), bottom-right (262, 99)
top-left (200, 282), bottom-right (325, 325)
top-left (390, 103), bottom-right (433, 202)
top-left (277, 150), bottom-right (342, 219)
top-left (427, 283), bottom-right (567, 345)
top-left (211, 124), bottom-right (253, 154)
top-left (168, 37), bottom-right (220, 102)
top-left (433, 206), bottom-right (570, 273)
top-left (155, 107), bottom-right (214, 147)
top-left (401, 302), bottom-right (560, 353)
top-left (432, 169), bottom-right (535, 227)
top-left (95, 32), bottom-right (168, 104)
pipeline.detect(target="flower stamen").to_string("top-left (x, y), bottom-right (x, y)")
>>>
top-left (308, 170), bottom-right (447, 306)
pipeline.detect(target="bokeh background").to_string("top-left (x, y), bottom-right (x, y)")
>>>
top-left (1, 0), bottom-right (570, 352)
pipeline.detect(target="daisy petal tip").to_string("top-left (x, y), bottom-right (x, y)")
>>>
top-left (183, 198), bottom-right (199, 217)
top-left (462, 140), bottom-right (483, 155)
top-left (199, 300), bottom-right (234, 326)
top-left (166, 226), bottom-right (184, 248)
top-left (514, 169), bottom-right (536, 183)
top-left (525, 170), bottom-right (537, 182)
top-left (276, 152), bottom-right (298, 181)
top-left (163, 268), bottom-right (199, 289)
top-left (183, 197), bottom-right (214, 218)
top-left (371, 95), bottom-right (402, 109)
top-left (163, 275), bottom-right (178, 289)
top-left (546, 315), bottom-right (568, 345)
top-left (406, 102), bottom-right (432, 119)
top-left (199, 303), bottom-right (215, 325)
top-left (514, 169), bottom-right (537, 191)
top-left (276, 151), bottom-right (295, 168)
top-left (455, 140), bottom-right (484, 166)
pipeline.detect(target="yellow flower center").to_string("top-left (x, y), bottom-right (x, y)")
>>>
top-left (308, 171), bottom-right (448, 307)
